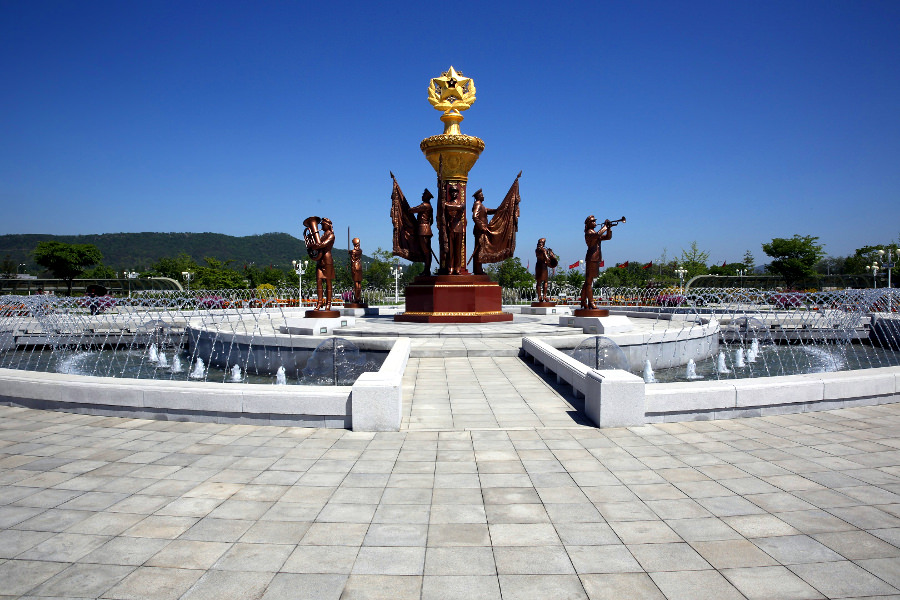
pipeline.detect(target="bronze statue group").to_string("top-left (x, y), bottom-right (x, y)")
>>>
top-left (304, 175), bottom-right (624, 312)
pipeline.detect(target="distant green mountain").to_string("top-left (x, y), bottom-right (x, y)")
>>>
top-left (0, 232), bottom-right (353, 271)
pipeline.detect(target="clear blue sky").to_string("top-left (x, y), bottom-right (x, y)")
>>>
top-left (2, 0), bottom-right (899, 269)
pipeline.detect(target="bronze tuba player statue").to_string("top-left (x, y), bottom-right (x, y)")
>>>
top-left (303, 216), bottom-right (338, 316)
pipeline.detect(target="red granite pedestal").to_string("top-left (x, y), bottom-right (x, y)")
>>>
top-left (305, 309), bottom-right (341, 318)
top-left (573, 308), bottom-right (610, 317)
top-left (394, 274), bottom-right (513, 323)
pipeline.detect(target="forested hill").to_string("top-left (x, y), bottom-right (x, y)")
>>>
top-left (0, 232), bottom-right (353, 269)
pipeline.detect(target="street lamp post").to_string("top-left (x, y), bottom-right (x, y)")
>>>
top-left (391, 264), bottom-right (403, 304)
top-left (866, 263), bottom-right (879, 289)
top-left (737, 269), bottom-right (746, 289)
top-left (675, 268), bottom-right (687, 293)
top-left (181, 271), bottom-right (192, 291)
top-left (291, 259), bottom-right (308, 304)
top-left (123, 271), bottom-right (138, 297)
top-left (17, 263), bottom-right (26, 275)
top-left (877, 248), bottom-right (900, 288)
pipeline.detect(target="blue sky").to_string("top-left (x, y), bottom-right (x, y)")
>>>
top-left (2, 0), bottom-right (899, 269)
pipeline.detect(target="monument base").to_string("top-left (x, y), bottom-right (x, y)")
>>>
top-left (531, 302), bottom-right (557, 307)
top-left (395, 274), bottom-right (513, 323)
top-left (573, 308), bottom-right (610, 317)
top-left (305, 309), bottom-right (341, 318)
top-left (342, 302), bottom-right (368, 309)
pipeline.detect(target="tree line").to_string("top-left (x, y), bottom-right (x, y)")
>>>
top-left (2, 233), bottom-right (897, 295)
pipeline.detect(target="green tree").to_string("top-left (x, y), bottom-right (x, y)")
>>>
top-left (762, 235), bottom-right (825, 288)
top-left (494, 257), bottom-right (534, 289)
top-left (145, 253), bottom-right (198, 281)
top-left (34, 241), bottom-right (103, 295)
top-left (1, 254), bottom-right (16, 277)
top-left (82, 263), bottom-right (118, 279)
top-left (679, 242), bottom-right (709, 279)
top-left (364, 247), bottom-right (395, 289)
top-left (742, 250), bottom-right (756, 270)
top-left (193, 257), bottom-right (247, 289)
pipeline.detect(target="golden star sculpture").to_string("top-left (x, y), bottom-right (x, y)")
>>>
top-left (428, 66), bottom-right (476, 114)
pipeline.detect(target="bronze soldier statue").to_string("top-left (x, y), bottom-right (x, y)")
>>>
top-left (349, 237), bottom-right (365, 306)
top-left (534, 238), bottom-right (554, 303)
top-left (409, 190), bottom-right (434, 275)
top-left (443, 186), bottom-right (466, 275)
top-left (470, 189), bottom-right (497, 275)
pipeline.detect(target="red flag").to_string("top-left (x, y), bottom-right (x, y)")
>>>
top-left (568, 260), bottom-right (581, 270)
top-left (617, 261), bottom-right (629, 268)
top-left (599, 260), bottom-right (604, 268)
top-left (642, 261), bottom-right (652, 270)
top-left (526, 260), bottom-right (529, 270)
top-left (722, 260), bottom-right (727, 267)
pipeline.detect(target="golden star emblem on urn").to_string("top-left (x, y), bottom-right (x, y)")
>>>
top-left (421, 66), bottom-right (485, 180)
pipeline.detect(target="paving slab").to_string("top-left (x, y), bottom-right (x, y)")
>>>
top-left (2, 391), bottom-right (900, 599)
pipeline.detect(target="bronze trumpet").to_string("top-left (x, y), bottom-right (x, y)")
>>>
top-left (605, 216), bottom-right (626, 227)
top-left (303, 216), bottom-right (323, 260)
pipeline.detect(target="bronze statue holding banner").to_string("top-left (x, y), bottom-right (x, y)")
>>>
top-left (390, 173), bottom-right (437, 274)
top-left (469, 173), bottom-right (522, 275)
top-left (303, 216), bottom-right (338, 315)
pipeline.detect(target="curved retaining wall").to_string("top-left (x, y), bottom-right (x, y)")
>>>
top-left (522, 337), bottom-right (900, 427)
top-left (0, 338), bottom-right (410, 432)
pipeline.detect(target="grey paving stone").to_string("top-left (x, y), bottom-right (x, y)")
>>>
top-left (720, 565), bottom-right (825, 600)
top-left (498, 574), bottom-right (587, 599)
top-left (494, 546), bottom-right (575, 575)
top-left (301, 522), bottom-right (369, 546)
top-left (789, 560), bottom-right (900, 597)
top-left (146, 539), bottom-right (232, 569)
top-left (28, 563), bottom-right (134, 598)
top-left (691, 539), bottom-right (780, 569)
top-left (649, 569), bottom-right (745, 600)
top-left (282, 545), bottom-right (359, 574)
top-left (554, 522), bottom-right (620, 545)
top-left (179, 569), bottom-right (274, 600)
top-left (424, 546), bottom-right (496, 575)
top-left (212, 541), bottom-right (293, 572)
top-left (628, 542), bottom-right (711, 572)
top-left (580, 572), bottom-right (665, 599)
top-left (339, 574), bottom-right (421, 599)
top-left (609, 520), bottom-right (681, 544)
top-left (665, 517), bottom-right (742, 541)
top-left (427, 523), bottom-right (491, 546)
top-left (352, 546), bottom-right (426, 575)
top-left (489, 523), bottom-right (561, 546)
top-left (0, 558), bottom-right (70, 595)
top-left (420, 575), bottom-right (501, 600)
top-left (102, 566), bottom-right (204, 600)
top-left (722, 514), bottom-right (800, 538)
top-left (261, 573), bottom-right (347, 600)
top-left (566, 544), bottom-right (642, 574)
top-left (753, 534), bottom-right (847, 564)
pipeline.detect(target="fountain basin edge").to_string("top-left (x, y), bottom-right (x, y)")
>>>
top-left (0, 337), bottom-right (410, 432)
top-left (522, 337), bottom-right (900, 427)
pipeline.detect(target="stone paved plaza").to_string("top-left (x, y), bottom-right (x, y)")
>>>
top-left (2, 358), bottom-right (900, 599)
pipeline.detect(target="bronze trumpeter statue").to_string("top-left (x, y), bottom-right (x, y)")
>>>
top-left (577, 215), bottom-right (625, 316)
